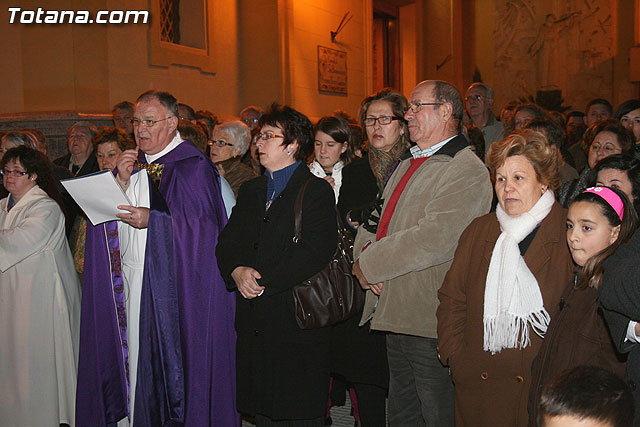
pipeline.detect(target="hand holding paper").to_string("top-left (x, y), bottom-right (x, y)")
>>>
top-left (116, 205), bottom-right (149, 229)
top-left (61, 170), bottom-right (140, 226)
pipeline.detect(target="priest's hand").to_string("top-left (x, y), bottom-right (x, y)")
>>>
top-left (116, 149), bottom-right (138, 189)
top-left (117, 205), bottom-right (150, 229)
top-left (231, 266), bottom-right (264, 299)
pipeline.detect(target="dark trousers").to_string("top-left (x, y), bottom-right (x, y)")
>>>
top-left (386, 334), bottom-right (454, 427)
top-left (353, 382), bottom-right (387, 427)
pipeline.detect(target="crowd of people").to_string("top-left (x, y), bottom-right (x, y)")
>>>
top-left (1, 79), bottom-right (640, 427)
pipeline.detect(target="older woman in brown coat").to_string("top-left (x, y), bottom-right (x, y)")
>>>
top-left (436, 130), bottom-right (574, 426)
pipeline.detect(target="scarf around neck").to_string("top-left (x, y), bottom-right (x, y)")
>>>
top-left (483, 189), bottom-right (555, 354)
top-left (368, 136), bottom-right (409, 192)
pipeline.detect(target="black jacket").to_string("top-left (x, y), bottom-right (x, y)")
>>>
top-left (216, 163), bottom-right (337, 420)
top-left (600, 229), bottom-right (640, 426)
top-left (53, 152), bottom-right (99, 177)
top-left (332, 155), bottom-right (388, 388)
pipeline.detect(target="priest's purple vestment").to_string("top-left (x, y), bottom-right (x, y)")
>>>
top-left (76, 140), bottom-right (238, 426)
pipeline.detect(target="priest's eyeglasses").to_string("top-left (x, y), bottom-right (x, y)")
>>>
top-left (130, 117), bottom-right (174, 128)
top-left (0, 169), bottom-right (28, 177)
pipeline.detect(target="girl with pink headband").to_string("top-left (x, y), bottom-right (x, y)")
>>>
top-left (528, 186), bottom-right (638, 424)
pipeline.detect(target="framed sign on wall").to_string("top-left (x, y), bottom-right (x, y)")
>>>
top-left (318, 46), bottom-right (347, 94)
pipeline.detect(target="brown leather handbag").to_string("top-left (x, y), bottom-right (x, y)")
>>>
top-left (291, 179), bottom-right (365, 329)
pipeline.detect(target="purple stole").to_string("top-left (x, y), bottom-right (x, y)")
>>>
top-left (77, 172), bottom-right (185, 426)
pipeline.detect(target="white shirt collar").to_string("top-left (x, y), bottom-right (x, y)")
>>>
top-left (145, 131), bottom-right (183, 163)
top-left (410, 134), bottom-right (457, 159)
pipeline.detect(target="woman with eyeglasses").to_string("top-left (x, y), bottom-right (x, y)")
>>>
top-left (209, 120), bottom-right (257, 197)
top-left (216, 104), bottom-right (337, 426)
top-left (358, 88), bottom-right (411, 193)
top-left (0, 145), bottom-right (81, 426)
top-left (558, 119), bottom-right (634, 207)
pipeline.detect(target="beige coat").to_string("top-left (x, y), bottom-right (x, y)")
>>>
top-left (354, 135), bottom-right (492, 338)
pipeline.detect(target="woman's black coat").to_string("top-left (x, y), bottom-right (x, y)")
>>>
top-left (216, 164), bottom-right (337, 420)
top-left (600, 228), bottom-right (640, 426)
top-left (332, 156), bottom-right (389, 388)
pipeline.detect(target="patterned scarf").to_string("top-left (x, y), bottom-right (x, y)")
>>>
top-left (368, 136), bottom-right (410, 192)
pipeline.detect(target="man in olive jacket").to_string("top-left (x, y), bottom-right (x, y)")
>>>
top-left (352, 80), bottom-right (492, 426)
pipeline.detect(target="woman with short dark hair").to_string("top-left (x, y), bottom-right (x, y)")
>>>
top-left (0, 146), bottom-right (81, 426)
top-left (216, 104), bottom-right (337, 426)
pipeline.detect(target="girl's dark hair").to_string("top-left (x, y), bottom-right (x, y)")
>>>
top-left (571, 186), bottom-right (638, 289)
top-left (258, 103), bottom-right (314, 162)
top-left (314, 115), bottom-right (356, 166)
top-left (591, 154), bottom-right (640, 216)
top-left (614, 99), bottom-right (640, 120)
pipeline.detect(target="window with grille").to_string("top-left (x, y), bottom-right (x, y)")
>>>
top-left (160, 0), bottom-right (180, 44)
top-left (150, 0), bottom-right (213, 73)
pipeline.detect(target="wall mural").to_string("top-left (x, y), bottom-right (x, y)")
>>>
top-left (493, 0), bottom-right (613, 111)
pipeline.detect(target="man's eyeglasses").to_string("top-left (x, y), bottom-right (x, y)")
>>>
top-left (209, 139), bottom-right (234, 148)
top-left (364, 116), bottom-right (402, 127)
top-left (257, 132), bottom-right (285, 141)
top-left (0, 169), bottom-right (28, 177)
top-left (408, 102), bottom-right (443, 113)
top-left (464, 94), bottom-right (485, 103)
top-left (130, 117), bottom-right (174, 128)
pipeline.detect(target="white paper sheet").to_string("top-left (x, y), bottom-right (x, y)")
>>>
top-left (61, 170), bottom-right (136, 225)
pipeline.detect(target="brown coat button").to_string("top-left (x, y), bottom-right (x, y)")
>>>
top-left (480, 372), bottom-right (489, 380)
top-left (516, 376), bottom-right (524, 383)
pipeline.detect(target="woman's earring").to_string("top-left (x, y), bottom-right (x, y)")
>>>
top-left (287, 151), bottom-right (291, 156)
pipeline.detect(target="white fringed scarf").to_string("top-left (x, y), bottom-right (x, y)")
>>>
top-left (483, 190), bottom-right (555, 355)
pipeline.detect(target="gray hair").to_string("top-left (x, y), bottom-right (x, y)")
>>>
top-left (69, 121), bottom-right (98, 139)
top-left (2, 130), bottom-right (40, 151)
top-left (467, 82), bottom-right (494, 99)
top-left (136, 90), bottom-right (179, 117)
top-left (416, 80), bottom-right (464, 132)
top-left (216, 120), bottom-right (251, 156)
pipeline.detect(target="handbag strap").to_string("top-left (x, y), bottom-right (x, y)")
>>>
top-left (294, 178), bottom-right (312, 243)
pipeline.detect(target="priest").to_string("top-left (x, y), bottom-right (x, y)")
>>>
top-left (76, 90), bottom-right (237, 426)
